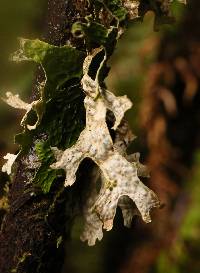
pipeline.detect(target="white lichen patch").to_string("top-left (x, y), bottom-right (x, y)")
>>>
top-left (94, 153), bottom-right (159, 229)
top-left (2, 91), bottom-right (43, 130)
top-left (81, 47), bottom-right (107, 98)
top-left (51, 50), bottom-right (160, 245)
top-left (2, 153), bottom-right (18, 175)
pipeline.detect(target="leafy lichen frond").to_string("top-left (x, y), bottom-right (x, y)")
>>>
top-left (80, 118), bottom-right (153, 245)
top-left (2, 153), bottom-right (18, 175)
top-left (51, 50), bottom-right (160, 245)
top-left (78, 119), bottom-right (156, 245)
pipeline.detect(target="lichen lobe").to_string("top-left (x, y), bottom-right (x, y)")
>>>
top-left (2, 91), bottom-right (42, 130)
top-left (51, 50), bottom-right (160, 245)
top-left (2, 153), bottom-right (18, 175)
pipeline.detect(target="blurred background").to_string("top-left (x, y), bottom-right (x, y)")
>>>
top-left (1, 1), bottom-right (200, 273)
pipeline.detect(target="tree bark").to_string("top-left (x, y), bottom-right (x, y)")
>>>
top-left (0, 1), bottom-right (89, 273)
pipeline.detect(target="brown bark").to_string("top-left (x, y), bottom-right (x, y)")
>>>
top-left (0, 1), bottom-right (89, 273)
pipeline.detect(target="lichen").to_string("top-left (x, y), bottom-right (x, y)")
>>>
top-left (2, 91), bottom-right (43, 130)
top-left (2, 39), bottom-right (86, 191)
top-left (6, 38), bottom-right (85, 131)
top-left (2, 153), bottom-right (18, 175)
top-left (51, 49), bottom-right (160, 244)
top-left (1, 0), bottom-right (187, 247)
top-left (80, 120), bottom-right (155, 245)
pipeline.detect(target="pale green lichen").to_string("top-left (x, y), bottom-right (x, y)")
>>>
top-left (51, 49), bottom-right (160, 245)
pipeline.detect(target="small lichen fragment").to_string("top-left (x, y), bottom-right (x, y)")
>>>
top-left (2, 92), bottom-right (42, 130)
top-left (2, 153), bottom-right (18, 175)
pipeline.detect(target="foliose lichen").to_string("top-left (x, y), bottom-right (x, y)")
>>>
top-left (1, 0), bottom-right (186, 245)
top-left (50, 48), bottom-right (160, 245)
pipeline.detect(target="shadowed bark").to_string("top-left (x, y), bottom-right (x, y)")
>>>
top-left (0, 1), bottom-right (89, 273)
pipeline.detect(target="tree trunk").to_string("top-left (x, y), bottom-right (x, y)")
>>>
top-left (0, 1), bottom-right (89, 273)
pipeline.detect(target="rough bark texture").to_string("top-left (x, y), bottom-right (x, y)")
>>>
top-left (0, 1), bottom-right (89, 273)
top-left (113, 0), bottom-right (200, 272)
